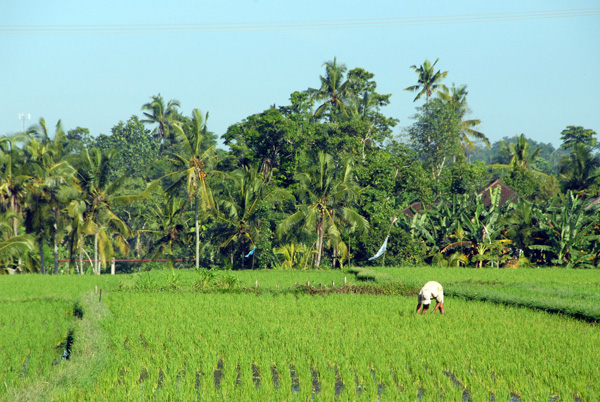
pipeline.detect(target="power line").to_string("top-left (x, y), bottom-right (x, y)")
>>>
top-left (1, 8), bottom-right (599, 35)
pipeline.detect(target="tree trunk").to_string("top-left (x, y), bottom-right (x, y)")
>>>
top-left (195, 194), bottom-right (200, 270)
top-left (94, 226), bottom-right (99, 275)
top-left (315, 216), bottom-right (324, 268)
top-left (347, 236), bottom-right (351, 267)
top-left (11, 195), bottom-right (22, 271)
top-left (53, 232), bottom-right (59, 275)
top-left (79, 248), bottom-right (83, 275)
top-left (332, 246), bottom-right (338, 269)
top-left (241, 242), bottom-right (246, 270)
top-left (39, 238), bottom-right (46, 275)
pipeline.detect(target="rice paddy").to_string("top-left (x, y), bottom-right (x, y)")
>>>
top-left (1, 268), bottom-right (599, 401)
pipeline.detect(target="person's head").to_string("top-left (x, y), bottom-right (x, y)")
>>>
top-left (421, 289), bottom-right (432, 306)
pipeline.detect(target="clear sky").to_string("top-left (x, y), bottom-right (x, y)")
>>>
top-left (1, 1), bottom-right (599, 149)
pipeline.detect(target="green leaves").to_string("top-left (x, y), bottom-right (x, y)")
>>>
top-left (405, 58), bottom-right (449, 104)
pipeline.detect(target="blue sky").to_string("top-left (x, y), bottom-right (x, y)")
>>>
top-left (1, 1), bottom-right (599, 148)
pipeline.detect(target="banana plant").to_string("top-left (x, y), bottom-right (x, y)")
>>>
top-left (533, 191), bottom-right (600, 267)
top-left (273, 243), bottom-right (309, 270)
top-left (459, 186), bottom-right (504, 267)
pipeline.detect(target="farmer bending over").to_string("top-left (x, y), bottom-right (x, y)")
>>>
top-left (416, 281), bottom-right (445, 314)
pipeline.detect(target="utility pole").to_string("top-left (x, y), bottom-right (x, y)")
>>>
top-left (18, 113), bottom-right (31, 132)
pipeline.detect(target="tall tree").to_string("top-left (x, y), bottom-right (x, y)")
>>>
top-left (278, 152), bottom-right (368, 267)
top-left (144, 196), bottom-right (190, 262)
top-left (507, 133), bottom-right (541, 168)
top-left (0, 213), bottom-right (34, 274)
top-left (215, 165), bottom-right (291, 269)
top-left (559, 143), bottom-right (600, 193)
top-left (72, 148), bottom-right (132, 274)
top-left (164, 109), bottom-right (216, 270)
top-left (560, 126), bottom-right (598, 149)
top-left (345, 68), bottom-right (398, 159)
top-left (308, 57), bottom-right (351, 121)
top-left (405, 58), bottom-right (448, 104)
top-left (96, 116), bottom-right (161, 179)
top-left (438, 84), bottom-right (489, 150)
top-left (65, 126), bottom-right (93, 155)
top-left (0, 133), bottom-right (31, 272)
top-left (141, 94), bottom-right (181, 142)
top-left (221, 108), bottom-right (301, 184)
top-left (24, 118), bottom-right (76, 274)
top-left (407, 99), bottom-right (463, 179)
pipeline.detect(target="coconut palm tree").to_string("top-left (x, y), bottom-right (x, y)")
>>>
top-left (277, 152), bottom-right (368, 267)
top-left (0, 133), bottom-right (32, 272)
top-left (163, 109), bottom-right (216, 269)
top-left (144, 196), bottom-right (190, 262)
top-left (404, 58), bottom-right (448, 104)
top-left (507, 133), bottom-right (541, 169)
top-left (71, 148), bottom-right (132, 274)
top-left (25, 118), bottom-right (77, 274)
top-left (215, 165), bottom-right (291, 269)
top-left (141, 94), bottom-right (181, 142)
top-left (308, 57), bottom-right (351, 121)
top-left (559, 143), bottom-right (600, 193)
top-left (438, 84), bottom-right (490, 150)
top-left (23, 149), bottom-right (76, 274)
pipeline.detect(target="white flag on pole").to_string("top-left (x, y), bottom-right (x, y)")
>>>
top-left (368, 236), bottom-right (389, 261)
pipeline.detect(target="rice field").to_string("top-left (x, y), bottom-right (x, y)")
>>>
top-left (362, 266), bottom-right (600, 321)
top-left (1, 268), bottom-right (599, 401)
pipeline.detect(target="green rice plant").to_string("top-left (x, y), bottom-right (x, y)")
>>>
top-left (365, 265), bottom-right (600, 321)
top-left (5, 273), bottom-right (600, 400)
top-left (194, 267), bottom-right (217, 289)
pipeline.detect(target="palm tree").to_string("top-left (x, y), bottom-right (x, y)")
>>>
top-left (501, 198), bottom-right (544, 262)
top-left (438, 84), bottom-right (490, 150)
top-left (308, 57), bottom-right (351, 121)
top-left (163, 109), bottom-right (216, 270)
top-left (0, 232), bottom-right (34, 275)
top-left (215, 165), bottom-right (291, 269)
top-left (25, 118), bottom-right (77, 274)
top-left (71, 148), bottom-right (132, 274)
top-left (0, 133), bottom-right (32, 272)
top-left (404, 58), bottom-right (448, 104)
top-left (277, 152), bottom-right (368, 267)
top-left (507, 133), bottom-right (541, 168)
top-left (141, 94), bottom-right (181, 141)
top-left (559, 143), bottom-right (600, 193)
top-left (23, 150), bottom-right (76, 274)
top-left (144, 196), bottom-right (190, 262)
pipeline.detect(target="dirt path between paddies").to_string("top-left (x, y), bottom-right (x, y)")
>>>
top-left (6, 291), bottom-right (112, 402)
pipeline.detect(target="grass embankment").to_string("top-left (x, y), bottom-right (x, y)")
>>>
top-left (0, 275), bottom-right (121, 401)
top-left (115, 268), bottom-right (415, 295)
top-left (356, 266), bottom-right (600, 322)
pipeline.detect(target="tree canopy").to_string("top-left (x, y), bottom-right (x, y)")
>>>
top-left (1, 57), bottom-right (599, 273)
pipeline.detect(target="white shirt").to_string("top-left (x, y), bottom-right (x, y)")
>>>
top-left (418, 281), bottom-right (444, 305)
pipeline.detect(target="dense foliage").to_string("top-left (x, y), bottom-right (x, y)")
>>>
top-left (1, 58), bottom-right (599, 273)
